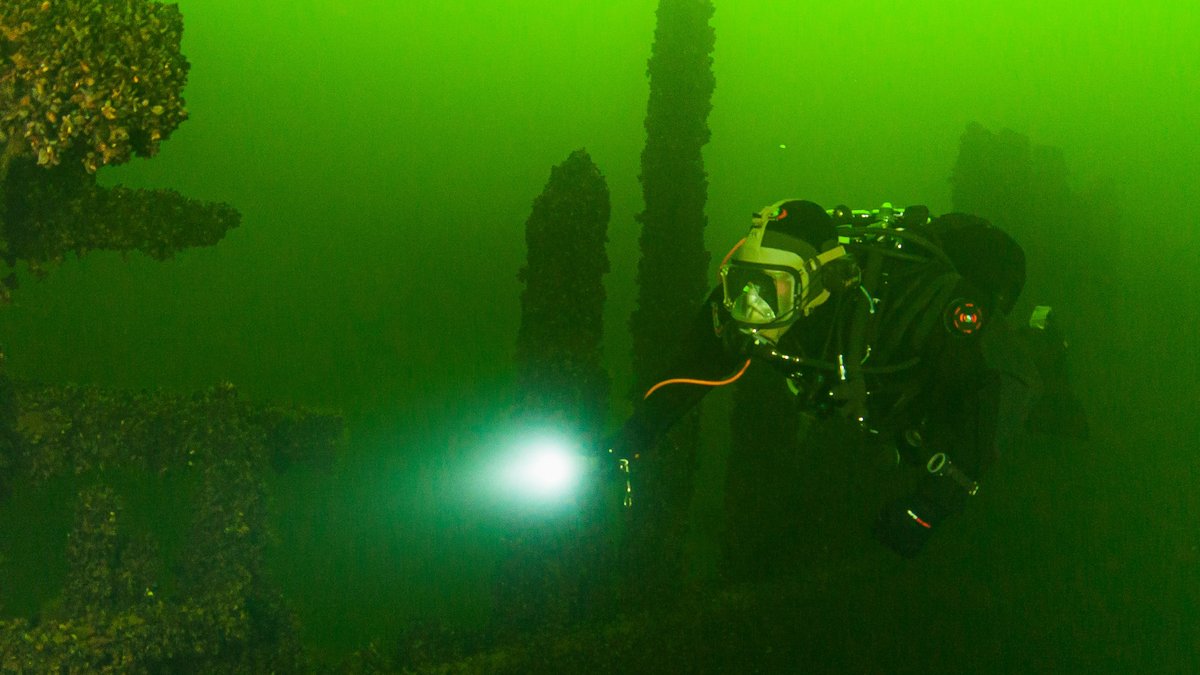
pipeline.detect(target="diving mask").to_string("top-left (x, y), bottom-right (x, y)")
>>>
top-left (719, 200), bottom-right (849, 329)
top-left (719, 263), bottom-right (802, 327)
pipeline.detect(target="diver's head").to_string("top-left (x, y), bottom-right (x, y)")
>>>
top-left (719, 199), bottom-right (846, 340)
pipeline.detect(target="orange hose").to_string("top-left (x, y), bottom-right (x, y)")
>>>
top-left (717, 238), bottom-right (747, 282)
top-left (641, 237), bottom-right (752, 401)
top-left (643, 358), bottom-right (753, 400)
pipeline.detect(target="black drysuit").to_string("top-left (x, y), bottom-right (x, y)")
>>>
top-left (611, 229), bottom-right (1040, 557)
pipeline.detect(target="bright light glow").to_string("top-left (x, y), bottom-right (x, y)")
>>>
top-left (490, 433), bottom-right (588, 510)
top-left (507, 444), bottom-right (579, 499)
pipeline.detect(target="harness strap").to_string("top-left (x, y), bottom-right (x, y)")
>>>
top-left (837, 245), bottom-right (885, 425)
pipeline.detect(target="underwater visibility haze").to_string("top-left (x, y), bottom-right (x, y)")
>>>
top-left (0, 0), bottom-right (1196, 671)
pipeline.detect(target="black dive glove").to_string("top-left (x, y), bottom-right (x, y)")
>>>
top-left (875, 431), bottom-right (978, 557)
top-left (598, 428), bottom-right (644, 509)
top-left (873, 461), bottom-right (975, 557)
top-left (872, 493), bottom-right (951, 558)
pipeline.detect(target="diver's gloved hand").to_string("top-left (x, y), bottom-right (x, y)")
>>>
top-left (598, 429), bottom-right (644, 508)
top-left (872, 494), bottom-right (949, 558)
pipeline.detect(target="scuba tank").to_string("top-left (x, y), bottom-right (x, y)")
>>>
top-left (751, 202), bottom-right (959, 427)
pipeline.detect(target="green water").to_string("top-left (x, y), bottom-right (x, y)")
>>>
top-left (0, 0), bottom-right (1196, 668)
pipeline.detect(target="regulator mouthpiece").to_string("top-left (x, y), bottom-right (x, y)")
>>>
top-left (730, 282), bottom-right (778, 324)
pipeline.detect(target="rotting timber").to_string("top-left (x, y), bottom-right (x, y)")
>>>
top-left (0, 2), bottom-right (343, 670)
top-left (515, 148), bottom-right (612, 435)
top-left (0, 0), bottom-right (240, 301)
top-left (0, 378), bottom-right (343, 671)
top-left (489, 148), bottom-right (619, 643)
top-left (625, 0), bottom-right (717, 607)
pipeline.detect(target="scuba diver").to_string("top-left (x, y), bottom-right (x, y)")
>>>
top-left (606, 199), bottom-right (1047, 558)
